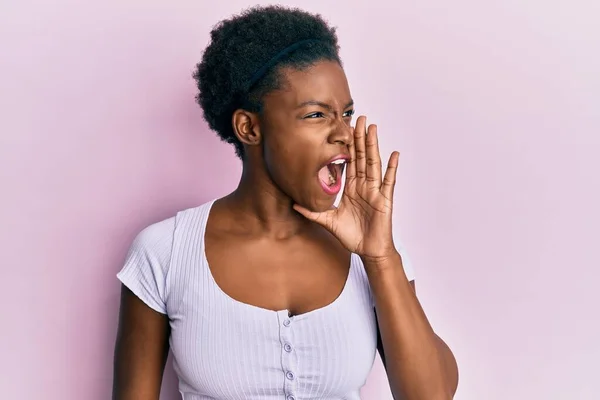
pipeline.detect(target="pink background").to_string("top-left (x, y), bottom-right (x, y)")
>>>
top-left (1, 1), bottom-right (598, 399)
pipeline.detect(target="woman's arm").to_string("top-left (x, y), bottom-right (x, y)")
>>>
top-left (367, 254), bottom-right (459, 400)
top-left (112, 285), bottom-right (170, 400)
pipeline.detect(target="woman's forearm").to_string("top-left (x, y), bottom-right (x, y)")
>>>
top-left (364, 252), bottom-right (458, 400)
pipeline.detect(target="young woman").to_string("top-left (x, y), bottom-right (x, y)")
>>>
top-left (113, 6), bottom-right (458, 400)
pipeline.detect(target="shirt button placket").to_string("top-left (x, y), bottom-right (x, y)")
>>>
top-left (278, 310), bottom-right (298, 400)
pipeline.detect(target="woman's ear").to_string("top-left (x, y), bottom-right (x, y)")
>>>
top-left (232, 109), bottom-right (261, 148)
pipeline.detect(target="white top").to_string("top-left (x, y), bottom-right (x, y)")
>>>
top-left (117, 199), bottom-right (415, 400)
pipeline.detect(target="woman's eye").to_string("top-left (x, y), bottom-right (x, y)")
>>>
top-left (304, 110), bottom-right (354, 119)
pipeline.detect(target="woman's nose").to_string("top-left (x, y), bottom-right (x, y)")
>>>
top-left (328, 120), bottom-right (353, 146)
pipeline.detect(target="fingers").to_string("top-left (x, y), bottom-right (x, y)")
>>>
top-left (346, 127), bottom-right (357, 181)
top-left (365, 124), bottom-right (382, 189)
top-left (352, 115), bottom-right (396, 199)
top-left (381, 151), bottom-right (399, 200)
top-left (353, 116), bottom-right (367, 179)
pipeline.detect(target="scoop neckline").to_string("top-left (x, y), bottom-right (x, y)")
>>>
top-left (200, 198), bottom-right (354, 321)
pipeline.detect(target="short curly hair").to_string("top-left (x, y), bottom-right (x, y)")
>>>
top-left (193, 5), bottom-right (341, 159)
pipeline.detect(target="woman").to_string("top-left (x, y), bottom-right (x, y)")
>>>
top-left (113, 5), bottom-right (458, 400)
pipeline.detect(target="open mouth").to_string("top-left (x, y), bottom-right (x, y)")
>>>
top-left (318, 158), bottom-right (346, 194)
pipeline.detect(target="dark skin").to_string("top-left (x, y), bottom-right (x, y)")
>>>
top-left (113, 287), bottom-right (170, 399)
top-left (113, 61), bottom-right (458, 399)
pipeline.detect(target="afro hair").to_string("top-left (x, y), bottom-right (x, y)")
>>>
top-left (193, 5), bottom-right (341, 159)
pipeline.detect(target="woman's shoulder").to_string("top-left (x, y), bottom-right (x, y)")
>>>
top-left (129, 199), bottom-right (215, 257)
top-left (117, 200), bottom-right (215, 313)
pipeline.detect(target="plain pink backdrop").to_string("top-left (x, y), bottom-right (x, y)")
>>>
top-left (1, 1), bottom-right (599, 399)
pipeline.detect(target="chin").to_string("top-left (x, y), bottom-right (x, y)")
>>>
top-left (288, 180), bottom-right (339, 213)
top-left (302, 195), bottom-right (336, 213)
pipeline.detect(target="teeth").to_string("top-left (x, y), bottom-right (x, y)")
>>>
top-left (324, 159), bottom-right (345, 186)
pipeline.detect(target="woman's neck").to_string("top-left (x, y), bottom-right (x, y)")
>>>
top-left (223, 163), bottom-right (312, 239)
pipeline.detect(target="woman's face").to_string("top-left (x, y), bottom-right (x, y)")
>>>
top-left (258, 60), bottom-right (355, 212)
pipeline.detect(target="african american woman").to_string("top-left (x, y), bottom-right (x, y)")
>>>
top-left (113, 5), bottom-right (459, 400)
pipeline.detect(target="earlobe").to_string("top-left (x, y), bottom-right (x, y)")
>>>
top-left (232, 109), bottom-right (261, 147)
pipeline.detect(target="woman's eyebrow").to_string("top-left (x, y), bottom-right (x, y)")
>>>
top-left (295, 99), bottom-right (354, 110)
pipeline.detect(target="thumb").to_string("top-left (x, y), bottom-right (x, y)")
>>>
top-left (293, 204), bottom-right (334, 227)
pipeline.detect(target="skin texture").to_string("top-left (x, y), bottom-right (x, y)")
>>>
top-left (113, 287), bottom-right (170, 399)
top-left (113, 60), bottom-right (458, 399)
top-left (376, 281), bottom-right (459, 400)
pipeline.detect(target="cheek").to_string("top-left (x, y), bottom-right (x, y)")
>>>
top-left (264, 136), bottom-right (314, 186)
top-left (264, 128), bottom-right (309, 166)
top-left (267, 144), bottom-right (305, 180)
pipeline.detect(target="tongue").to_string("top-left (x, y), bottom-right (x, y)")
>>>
top-left (318, 165), bottom-right (331, 185)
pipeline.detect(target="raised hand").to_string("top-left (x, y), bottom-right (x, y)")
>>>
top-left (294, 115), bottom-right (400, 262)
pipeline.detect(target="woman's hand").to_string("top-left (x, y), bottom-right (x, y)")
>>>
top-left (294, 115), bottom-right (400, 264)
